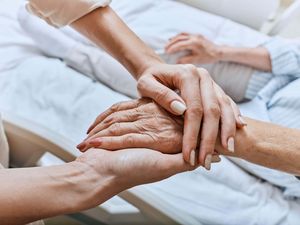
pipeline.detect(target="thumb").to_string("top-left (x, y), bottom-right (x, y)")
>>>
top-left (137, 75), bottom-right (187, 115)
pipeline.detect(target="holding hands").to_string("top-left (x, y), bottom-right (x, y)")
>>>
top-left (78, 68), bottom-right (244, 169)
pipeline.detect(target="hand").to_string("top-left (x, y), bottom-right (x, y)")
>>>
top-left (81, 99), bottom-right (183, 154)
top-left (79, 99), bottom-right (222, 166)
top-left (83, 66), bottom-right (244, 169)
top-left (165, 33), bottom-right (222, 64)
top-left (77, 148), bottom-right (194, 190)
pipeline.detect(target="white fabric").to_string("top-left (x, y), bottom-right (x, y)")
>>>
top-left (27, 0), bottom-right (111, 28)
top-left (176, 0), bottom-right (280, 29)
top-left (0, 1), bottom-right (299, 224)
top-left (18, 0), bottom-right (270, 100)
top-left (0, 114), bottom-right (9, 168)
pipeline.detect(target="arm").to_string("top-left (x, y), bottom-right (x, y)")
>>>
top-left (216, 118), bottom-right (300, 176)
top-left (165, 33), bottom-right (272, 72)
top-left (82, 100), bottom-right (300, 176)
top-left (217, 46), bottom-right (272, 72)
top-left (71, 6), bottom-right (163, 78)
top-left (0, 161), bottom-right (118, 225)
top-left (0, 148), bottom-right (191, 225)
top-left (27, 1), bottom-right (245, 167)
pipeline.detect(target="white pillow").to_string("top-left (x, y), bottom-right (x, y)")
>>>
top-left (176, 0), bottom-right (280, 29)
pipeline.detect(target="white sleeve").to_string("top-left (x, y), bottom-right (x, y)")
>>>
top-left (26, 0), bottom-right (111, 28)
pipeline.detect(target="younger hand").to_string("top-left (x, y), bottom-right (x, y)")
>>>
top-left (165, 33), bottom-right (222, 64)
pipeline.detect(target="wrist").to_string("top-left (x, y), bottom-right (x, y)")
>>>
top-left (68, 160), bottom-right (122, 211)
top-left (217, 45), bottom-right (233, 62)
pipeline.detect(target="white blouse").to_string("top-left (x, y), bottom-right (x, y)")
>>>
top-left (27, 0), bottom-right (111, 28)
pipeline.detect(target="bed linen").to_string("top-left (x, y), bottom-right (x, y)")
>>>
top-left (0, 0), bottom-right (299, 224)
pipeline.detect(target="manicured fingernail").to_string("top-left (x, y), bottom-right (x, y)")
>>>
top-left (170, 101), bottom-right (187, 115)
top-left (212, 155), bottom-right (221, 163)
top-left (86, 126), bottom-right (93, 134)
top-left (189, 150), bottom-right (196, 166)
top-left (239, 116), bottom-right (247, 126)
top-left (76, 142), bottom-right (86, 150)
top-left (227, 137), bottom-right (235, 153)
top-left (204, 154), bottom-right (212, 170)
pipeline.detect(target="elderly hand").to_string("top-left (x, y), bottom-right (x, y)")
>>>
top-left (165, 33), bottom-right (222, 64)
top-left (80, 99), bottom-right (222, 168)
top-left (84, 67), bottom-right (244, 168)
top-left (81, 99), bottom-right (183, 154)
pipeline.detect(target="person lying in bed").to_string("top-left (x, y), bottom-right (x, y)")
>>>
top-left (81, 37), bottom-right (300, 177)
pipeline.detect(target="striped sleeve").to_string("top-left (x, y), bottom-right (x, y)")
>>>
top-left (264, 38), bottom-right (300, 78)
top-left (245, 38), bottom-right (300, 100)
top-left (27, 0), bottom-right (111, 28)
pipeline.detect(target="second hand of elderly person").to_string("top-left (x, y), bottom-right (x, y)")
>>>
top-left (27, 0), bottom-right (245, 167)
top-left (80, 99), bottom-right (300, 176)
top-left (165, 33), bottom-right (272, 72)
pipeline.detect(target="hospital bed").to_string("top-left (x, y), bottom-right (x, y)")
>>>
top-left (1, 0), bottom-right (300, 224)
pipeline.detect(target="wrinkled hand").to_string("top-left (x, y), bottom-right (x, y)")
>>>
top-left (165, 33), bottom-right (222, 64)
top-left (77, 148), bottom-right (194, 190)
top-left (81, 99), bottom-right (183, 154)
top-left (83, 66), bottom-right (245, 168)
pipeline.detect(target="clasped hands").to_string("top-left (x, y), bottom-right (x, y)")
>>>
top-left (76, 67), bottom-right (245, 191)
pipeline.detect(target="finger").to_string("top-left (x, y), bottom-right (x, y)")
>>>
top-left (87, 108), bottom-right (142, 138)
top-left (214, 85), bottom-right (236, 153)
top-left (87, 100), bottom-right (140, 133)
top-left (179, 66), bottom-right (202, 166)
top-left (166, 35), bottom-right (190, 51)
top-left (177, 55), bottom-right (196, 64)
top-left (137, 75), bottom-right (187, 116)
top-left (85, 134), bottom-right (153, 151)
top-left (160, 153), bottom-right (196, 176)
top-left (198, 69), bottom-right (220, 170)
top-left (166, 40), bottom-right (194, 54)
top-left (87, 122), bottom-right (140, 143)
top-left (229, 98), bottom-right (247, 128)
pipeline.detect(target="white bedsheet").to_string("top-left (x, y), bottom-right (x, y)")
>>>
top-left (0, 1), bottom-right (299, 225)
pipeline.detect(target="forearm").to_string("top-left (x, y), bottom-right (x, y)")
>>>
top-left (0, 162), bottom-right (118, 225)
top-left (71, 7), bottom-right (163, 78)
top-left (216, 118), bottom-right (300, 175)
top-left (217, 46), bottom-right (272, 72)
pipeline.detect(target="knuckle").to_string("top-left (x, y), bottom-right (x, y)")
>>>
top-left (154, 88), bottom-right (169, 102)
top-left (137, 76), bottom-right (148, 93)
top-left (109, 123), bottom-right (121, 135)
top-left (110, 103), bottom-right (121, 113)
top-left (188, 104), bottom-right (203, 118)
top-left (124, 135), bottom-right (135, 146)
top-left (206, 103), bottom-right (221, 118)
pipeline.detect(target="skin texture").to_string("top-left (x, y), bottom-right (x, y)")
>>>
top-left (165, 33), bottom-right (272, 72)
top-left (71, 7), bottom-right (245, 166)
top-left (0, 148), bottom-right (192, 225)
top-left (80, 69), bottom-right (244, 168)
top-left (81, 100), bottom-right (300, 176)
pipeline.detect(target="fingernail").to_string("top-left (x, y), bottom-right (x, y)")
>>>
top-left (212, 155), bottom-right (221, 163)
top-left (227, 137), bottom-right (235, 153)
top-left (86, 126), bottom-right (93, 134)
top-left (171, 101), bottom-right (187, 115)
top-left (239, 116), bottom-right (247, 126)
top-left (76, 142), bottom-right (86, 150)
top-left (204, 154), bottom-right (212, 171)
top-left (189, 150), bottom-right (196, 166)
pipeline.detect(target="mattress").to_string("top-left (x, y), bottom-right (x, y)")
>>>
top-left (0, 1), bottom-right (299, 225)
